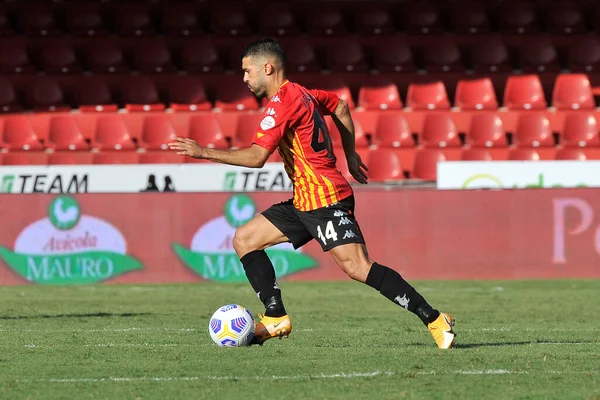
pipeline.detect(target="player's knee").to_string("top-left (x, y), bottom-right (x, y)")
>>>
top-left (233, 226), bottom-right (255, 256)
top-left (337, 258), bottom-right (369, 283)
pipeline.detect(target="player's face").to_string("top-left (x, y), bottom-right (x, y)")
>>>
top-left (242, 56), bottom-right (268, 98)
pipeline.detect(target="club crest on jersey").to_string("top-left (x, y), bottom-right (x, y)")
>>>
top-left (265, 107), bottom-right (277, 117)
top-left (260, 116), bottom-right (276, 130)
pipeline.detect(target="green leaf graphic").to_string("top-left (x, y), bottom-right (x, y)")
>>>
top-left (172, 243), bottom-right (317, 282)
top-left (0, 247), bottom-right (142, 285)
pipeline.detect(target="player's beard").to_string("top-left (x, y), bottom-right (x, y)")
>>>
top-left (249, 77), bottom-right (267, 98)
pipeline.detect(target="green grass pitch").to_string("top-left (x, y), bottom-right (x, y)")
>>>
top-left (1, 280), bottom-right (599, 400)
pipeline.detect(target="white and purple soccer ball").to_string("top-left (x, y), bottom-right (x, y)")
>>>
top-left (208, 304), bottom-right (255, 347)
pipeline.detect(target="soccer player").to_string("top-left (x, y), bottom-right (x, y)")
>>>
top-left (168, 38), bottom-right (456, 349)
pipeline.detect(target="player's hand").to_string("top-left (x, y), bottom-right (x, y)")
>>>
top-left (168, 137), bottom-right (204, 158)
top-left (347, 152), bottom-right (368, 184)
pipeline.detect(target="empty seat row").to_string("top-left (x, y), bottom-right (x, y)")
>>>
top-left (2, 1), bottom-right (600, 37)
top-left (0, 73), bottom-right (594, 113)
top-left (1, 147), bottom-right (598, 182)
top-left (4, 35), bottom-right (600, 75)
top-left (2, 111), bottom-right (600, 152)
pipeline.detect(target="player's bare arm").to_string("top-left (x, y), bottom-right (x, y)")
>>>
top-left (168, 138), bottom-right (271, 168)
top-left (331, 99), bottom-right (368, 184)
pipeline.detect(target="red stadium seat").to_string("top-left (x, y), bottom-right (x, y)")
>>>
top-left (461, 148), bottom-right (493, 161)
top-left (374, 37), bottom-right (416, 72)
top-left (181, 39), bottom-right (222, 73)
top-left (235, 113), bottom-right (263, 148)
top-left (27, 78), bottom-right (69, 112)
top-left (138, 115), bottom-right (177, 150)
top-left (503, 75), bottom-right (547, 110)
top-left (0, 41), bottom-right (35, 73)
top-left (161, 3), bottom-right (203, 36)
top-left (0, 78), bottom-right (23, 113)
top-left (366, 149), bottom-right (404, 181)
top-left (48, 152), bottom-right (93, 165)
top-left (189, 114), bottom-right (229, 149)
top-left (406, 82), bottom-right (450, 110)
top-left (514, 114), bottom-right (554, 147)
top-left (568, 36), bottom-right (600, 72)
top-left (121, 77), bottom-right (165, 112)
top-left (74, 78), bottom-right (118, 112)
top-left (421, 114), bottom-right (461, 148)
top-left (423, 37), bottom-right (464, 72)
top-left (555, 148), bottom-right (587, 160)
top-left (467, 114), bottom-right (508, 148)
top-left (2, 152), bottom-right (47, 165)
top-left (113, 3), bottom-right (155, 36)
top-left (48, 116), bottom-right (89, 151)
top-left (499, 1), bottom-right (540, 33)
top-left (508, 148), bottom-right (541, 160)
top-left (471, 36), bottom-right (511, 73)
top-left (454, 78), bottom-right (498, 110)
top-left (552, 74), bottom-right (595, 110)
top-left (93, 152), bottom-right (139, 164)
top-left (168, 77), bottom-right (211, 111)
top-left (328, 39), bottom-right (367, 72)
top-left (134, 40), bottom-right (176, 73)
top-left (20, 2), bottom-right (60, 36)
top-left (257, 4), bottom-right (299, 36)
top-left (65, 2), bottom-right (109, 36)
top-left (562, 113), bottom-right (600, 147)
top-left (546, 2), bottom-right (586, 34)
top-left (354, 6), bottom-right (395, 35)
top-left (374, 112), bottom-right (414, 148)
top-left (86, 42), bottom-right (129, 73)
top-left (519, 36), bottom-right (559, 73)
top-left (93, 115), bottom-right (136, 150)
top-left (358, 80), bottom-right (402, 110)
top-left (278, 38), bottom-right (320, 72)
top-left (139, 151), bottom-right (182, 164)
top-left (210, 6), bottom-right (253, 36)
top-left (402, 2), bottom-right (443, 34)
top-left (449, 2), bottom-right (491, 34)
top-left (327, 116), bottom-right (369, 148)
top-left (215, 80), bottom-right (259, 111)
top-left (1, 116), bottom-right (44, 150)
top-left (40, 42), bottom-right (81, 74)
top-left (412, 149), bottom-right (446, 180)
top-left (306, 7), bottom-right (348, 35)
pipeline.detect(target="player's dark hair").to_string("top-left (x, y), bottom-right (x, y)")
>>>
top-left (241, 38), bottom-right (287, 67)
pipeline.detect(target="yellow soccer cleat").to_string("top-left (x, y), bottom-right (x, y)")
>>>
top-left (249, 314), bottom-right (292, 345)
top-left (427, 313), bottom-right (456, 349)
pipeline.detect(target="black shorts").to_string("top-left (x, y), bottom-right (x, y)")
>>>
top-left (261, 195), bottom-right (366, 251)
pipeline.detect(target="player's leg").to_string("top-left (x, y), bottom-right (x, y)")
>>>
top-left (234, 199), bottom-right (313, 345)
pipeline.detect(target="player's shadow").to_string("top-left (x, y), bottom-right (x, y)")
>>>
top-left (452, 341), bottom-right (595, 349)
top-left (0, 312), bottom-right (151, 320)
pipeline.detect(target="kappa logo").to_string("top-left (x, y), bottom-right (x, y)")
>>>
top-left (394, 294), bottom-right (410, 310)
top-left (333, 210), bottom-right (347, 217)
top-left (265, 107), bottom-right (277, 116)
top-left (270, 95), bottom-right (281, 103)
top-left (338, 217), bottom-right (353, 226)
top-left (343, 230), bottom-right (357, 239)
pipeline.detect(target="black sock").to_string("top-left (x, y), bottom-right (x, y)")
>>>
top-left (365, 262), bottom-right (440, 325)
top-left (240, 250), bottom-right (287, 317)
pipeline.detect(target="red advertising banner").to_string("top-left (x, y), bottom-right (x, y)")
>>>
top-left (1, 188), bottom-right (599, 286)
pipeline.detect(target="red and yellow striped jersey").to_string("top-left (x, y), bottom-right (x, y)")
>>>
top-left (253, 80), bottom-right (353, 211)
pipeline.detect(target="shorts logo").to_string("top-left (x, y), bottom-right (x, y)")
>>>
top-left (343, 230), bottom-right (357, 239)
top-left (260, 116), bottom-right (276, 130)
top-left (333, 210), bottom-right (347, 217)
top-left (338, 217), bottom-right (352, 226)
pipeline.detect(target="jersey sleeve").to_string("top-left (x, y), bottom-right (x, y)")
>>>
top-left (308, 89), bottom-right (340, 115)
top-left (252, 100), bottom-right (289, 153)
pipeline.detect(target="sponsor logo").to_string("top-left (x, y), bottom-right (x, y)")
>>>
top-left (394, 294), bottom-right (410, 309)
top-left (221, 170), bottom-right (292, 191)
top-left (333, 210), bottom-right (347, 217)
top-left (260, 116), bottom-right (276, 130)
top-left (0, 196), bottom-right (142, 284)
top-left (172, 195), bottom-right (317, 282)
top-left (265, 107), bottom-right (277, 117)
top-left (338, 217), bottom-right (353, 226)
top-left (462, 173), bottom-right (588, 189)
top-left (0, 173), bottom-right (88, 193)
top-left (270, 95), bottom-right (281, 103)
top-left (342, 230), bottom-right (357, 239)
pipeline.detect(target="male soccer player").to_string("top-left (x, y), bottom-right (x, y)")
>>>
top-left (168, 38), bottom-right (456, 349)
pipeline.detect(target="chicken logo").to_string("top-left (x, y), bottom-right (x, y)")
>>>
top-left (0, 196), bottom-right (142, 284)
top-left (172, 194), bottom-right (317, 282)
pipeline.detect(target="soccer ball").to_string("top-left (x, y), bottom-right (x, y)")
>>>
top-left (208, 304), bottom-right (255, 347)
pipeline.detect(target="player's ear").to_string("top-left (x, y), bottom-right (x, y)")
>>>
top-left (264, 62), bottom-right (274, 75)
